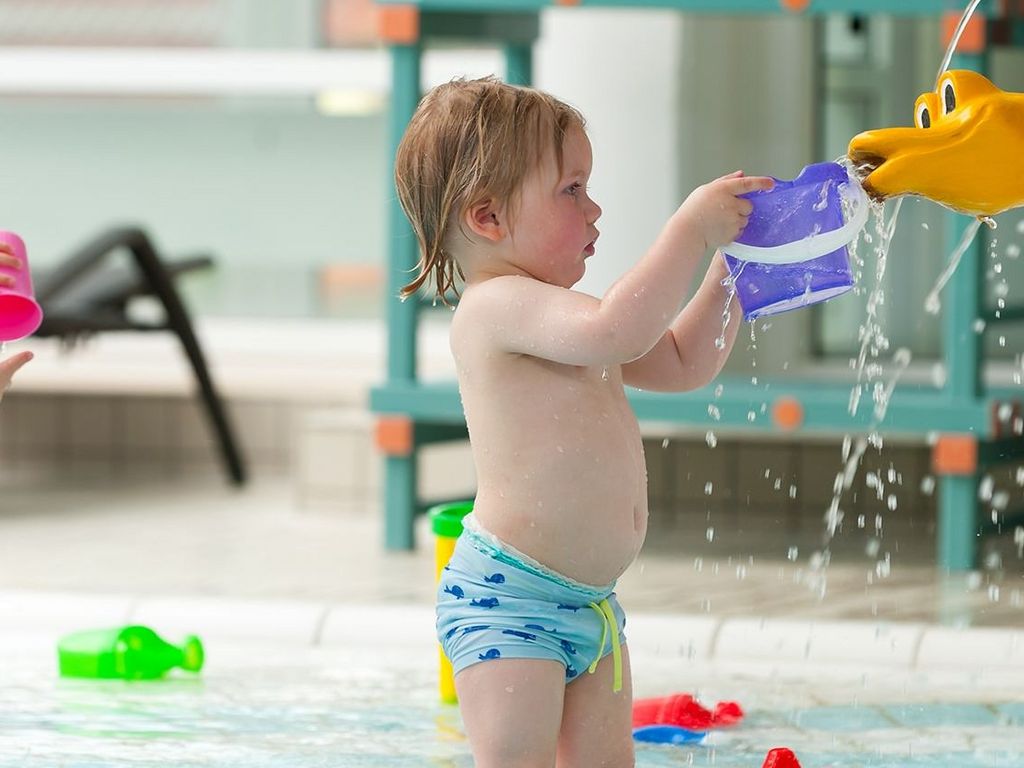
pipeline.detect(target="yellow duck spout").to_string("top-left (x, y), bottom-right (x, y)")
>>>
top-left (847, 70), bottom-right (1024, 218)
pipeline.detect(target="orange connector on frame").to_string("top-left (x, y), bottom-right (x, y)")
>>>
top-left (931, 434), bottom-right (978, 476)
top-left (378, 5), bottom-right (419, 44)
top-left (375, 415), bottom-right (414, 457)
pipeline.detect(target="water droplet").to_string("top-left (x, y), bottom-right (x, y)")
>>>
top-left (787, 546), bottom-right (799, 562)
top-left (662, 438), bottom-right (670, 449)
top-left (978, 475), bottom-right (995, 502)
top-left (706, 527), bottom-right (715, 542)
top-left (875, 554), bottom-right (891, 579)
top-left (705, 430), bottom-right (717, 448)
top-left (704, 482), bottom-right (714, 496)
top-left (601, 367), bottom-right (609, 381)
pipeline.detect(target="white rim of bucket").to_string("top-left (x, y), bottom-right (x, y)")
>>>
top-left (723, 181), bottom-right (871, 266)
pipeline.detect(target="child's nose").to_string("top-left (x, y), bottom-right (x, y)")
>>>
top-left (587, 197), bottom-right (602, 223)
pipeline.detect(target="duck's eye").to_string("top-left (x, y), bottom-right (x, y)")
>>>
top-left (917, 103), bottom-right (931, 129)
top-left (942, 80), bottom-right (956, 114)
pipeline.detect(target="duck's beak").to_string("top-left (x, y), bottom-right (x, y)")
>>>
top-left (848, 120), bottom-right (966, 203)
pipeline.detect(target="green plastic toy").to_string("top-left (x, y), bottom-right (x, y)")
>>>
top-left (57, 625), bottom-right (204, 680)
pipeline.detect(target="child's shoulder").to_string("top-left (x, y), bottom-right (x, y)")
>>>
top-left (451, 275), bottom-right (547, 345)
top-left (455, 274), bottom-right (544, 315)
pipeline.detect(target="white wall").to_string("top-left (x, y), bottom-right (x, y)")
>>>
top-left (535, 11), bottom-right (816, 373)
top-left (535, 9), bottom-right (683, 297)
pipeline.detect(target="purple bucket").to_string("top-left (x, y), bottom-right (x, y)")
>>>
top-left (722, 162), bottom-right (869, 321)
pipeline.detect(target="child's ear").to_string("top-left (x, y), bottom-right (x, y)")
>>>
top-left (464, 199), bottom-right (506, 243)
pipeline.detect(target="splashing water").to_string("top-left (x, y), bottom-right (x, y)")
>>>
top-left (716, 261), bottom-right (745, 350)
top-left (936, 0), bottom-right (985, 85)
top-left (923, 218), bottom-right (983, 315)
top-left (802, 190), bottom-right (908, 596)
top-left (849, 195), bottom-right (903, 416)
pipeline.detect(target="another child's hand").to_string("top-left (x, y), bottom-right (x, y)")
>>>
top-left (681, 171), bottom-right (774, 250)
top-left (0, 350), bottom-right (33, 398)
top-left (0, 243), bottom-right (21, 289)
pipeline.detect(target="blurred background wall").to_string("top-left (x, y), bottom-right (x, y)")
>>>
top-left (0, 2), bottom-right (1019, 357)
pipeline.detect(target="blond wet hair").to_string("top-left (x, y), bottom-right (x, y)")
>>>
top-left (394, 76), bottom-right (586, 302)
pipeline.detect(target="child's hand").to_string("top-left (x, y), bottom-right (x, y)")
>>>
top-left (0, 350), bottom-right (33, 398)
top-left (681, 171), bottom-right (774, 250)
top-left (0, 242), bottom-right (21, 289)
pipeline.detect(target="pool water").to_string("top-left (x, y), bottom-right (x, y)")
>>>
top-left (3, 628), bottom-right (1023, 768)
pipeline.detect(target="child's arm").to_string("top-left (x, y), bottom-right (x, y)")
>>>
top-left (0, 350), bottom-right (33, 398)
top-left (456, 173), bottom-right (771, 367)
top-left (620, 253), bottom-right (741, 392)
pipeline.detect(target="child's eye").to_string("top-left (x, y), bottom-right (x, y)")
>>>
top-left (566, 182), bottom-right (583, 197)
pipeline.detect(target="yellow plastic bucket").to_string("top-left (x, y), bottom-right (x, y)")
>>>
top-left (429, 500), bottom-right (474, 704)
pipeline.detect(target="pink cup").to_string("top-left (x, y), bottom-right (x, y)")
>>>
top-left (0, 231), bottom-right (43, 341)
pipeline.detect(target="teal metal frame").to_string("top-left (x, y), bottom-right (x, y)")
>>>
top-left (371, 0), bottom-right (1021, 569)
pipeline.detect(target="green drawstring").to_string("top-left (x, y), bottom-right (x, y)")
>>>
top-left (587, 598), bottom-right (622, 693)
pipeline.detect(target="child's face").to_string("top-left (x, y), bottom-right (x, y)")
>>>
top-left (507, 126), bottom-right (601, 288)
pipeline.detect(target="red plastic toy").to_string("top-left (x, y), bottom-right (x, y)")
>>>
top-left (632, 693), bottom-right (744, 731)
top-left (762, 747), bottom-right (801, 768)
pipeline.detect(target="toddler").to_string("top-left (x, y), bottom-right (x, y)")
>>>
top-left (395, 76), bottom-right (771, 767)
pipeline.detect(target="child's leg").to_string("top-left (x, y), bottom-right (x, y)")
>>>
top-left (455, 657), bottom-right (567, 768)
top-left (557, 644), bottom-right (635, 768)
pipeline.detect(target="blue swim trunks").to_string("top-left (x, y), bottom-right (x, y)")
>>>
top-left (436, 514), bottom-right (627, 689)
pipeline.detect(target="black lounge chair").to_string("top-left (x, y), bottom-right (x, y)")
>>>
top-left (33, 227), bottom-right (247, 486)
